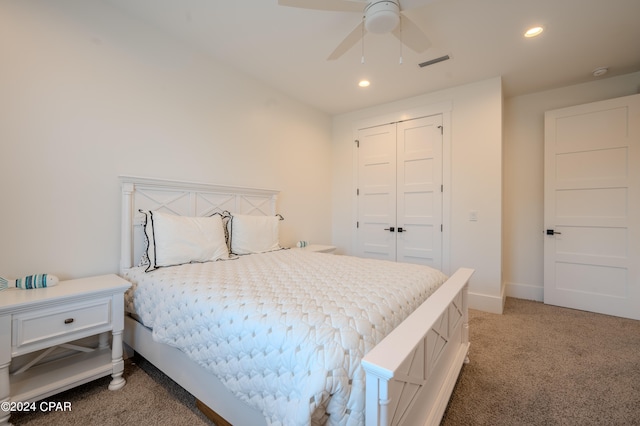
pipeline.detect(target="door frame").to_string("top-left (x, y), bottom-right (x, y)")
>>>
top-left (351, 101), bottom-right (453, 274)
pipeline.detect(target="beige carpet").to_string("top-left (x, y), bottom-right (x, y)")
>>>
top-left (8, 357), bottom-right (213, 426)
top-left (443, 298), bottom-right (640, 426)
top-left (10, 298), bottom-right (640, 425)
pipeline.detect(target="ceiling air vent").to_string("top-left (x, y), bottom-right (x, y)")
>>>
top-left (419, 55), bottom-right (450, 68)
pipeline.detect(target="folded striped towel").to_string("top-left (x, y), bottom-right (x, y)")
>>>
top-left (0, 274), bottom-right (59, 291)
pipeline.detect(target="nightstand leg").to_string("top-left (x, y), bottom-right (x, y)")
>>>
top-left (1, 313), bottom-right (12, 426)
top-left (108, 330), bottom-right (126, 391)
top-left (98, 331), bottom-right (109, 350)
top-left (0, 361), bottom-right (11, 426)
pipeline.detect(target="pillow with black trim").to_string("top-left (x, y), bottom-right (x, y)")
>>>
top-left (218, 210), bottom-right (232, 252)
top-left (141, 210), bottom-right (229, 271)
top-left (138, 210), bottom-right (153, 267)
top-left (229, 214), bottom-right (281, 255)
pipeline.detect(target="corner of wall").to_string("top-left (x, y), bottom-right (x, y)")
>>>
top-left (468, 289), bottom-right (505, 314)
top-left (505, 281), bottom-right (544, 302)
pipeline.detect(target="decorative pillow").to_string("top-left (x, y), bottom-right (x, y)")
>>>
top-left (140, 210), bottom-right (229, 271)
top-left (229, 214), bottom-right (281, 255)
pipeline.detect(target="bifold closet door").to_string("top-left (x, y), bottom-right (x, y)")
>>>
top-left (356, 115), bottom-right (443, 268)
top-left (356, 123), bottom-right (397, 262)
top-left (396, 115), bottom-right (443, 268)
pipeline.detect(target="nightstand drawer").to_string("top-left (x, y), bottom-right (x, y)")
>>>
top-left (13, 298), bottom-right (112, 351)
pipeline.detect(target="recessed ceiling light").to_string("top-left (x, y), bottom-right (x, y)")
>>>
top-left (358, 80), bottom-right (370, 88)
top-left (524, 26), bottom-right (544, 38)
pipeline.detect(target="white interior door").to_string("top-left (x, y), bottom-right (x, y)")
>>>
top-left (356, 115), bottom-right (443, 268)
top-left (396, 115), bottom-right (443, 268)
top-left (544, 94), bottom-right (640, 320)
top-left (356, 123), bottom-right (397, 261)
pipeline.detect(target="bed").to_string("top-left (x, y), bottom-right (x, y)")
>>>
top-left (119, 176), bottom-right (473, 426)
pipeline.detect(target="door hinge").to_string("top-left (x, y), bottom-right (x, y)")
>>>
top-left (441, 224), bottom-right (443, 232)
top-left (355, 139), bottom-right (359, 148)
top-left (357, 188), bottom-right (360, 196)
top-left (357, 221), bottom-right (359, 228)
top-left (441, 184), bottom-right (443, 193)
top-left (437, 125), bottom-right (443, 135)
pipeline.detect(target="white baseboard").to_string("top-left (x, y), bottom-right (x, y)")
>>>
top-left (505, 281), bottom-right (543, 302)
top-left (468, 289), bottom-right (505, 314)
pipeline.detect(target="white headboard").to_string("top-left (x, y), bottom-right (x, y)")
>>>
top-left (120, 176), bottom-right (279, 271)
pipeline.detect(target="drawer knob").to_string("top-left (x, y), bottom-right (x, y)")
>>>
top-left (64, 318), bottom-right (74, 324)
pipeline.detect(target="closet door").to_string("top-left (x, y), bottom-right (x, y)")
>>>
top-left (397, 115), bottom-right (443, 267)
top-left (356, 115), bottom-right (443, 268)
top-left (356, 123), bottom-right (397, 261)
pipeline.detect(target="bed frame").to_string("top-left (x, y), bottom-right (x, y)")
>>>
top-left (119, 176), bottom-right (473, 426)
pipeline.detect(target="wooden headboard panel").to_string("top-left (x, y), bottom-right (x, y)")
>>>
top-left (120, 176), bottom-right (279, 271)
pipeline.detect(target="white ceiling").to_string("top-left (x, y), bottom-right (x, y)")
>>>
top-left (103, 0), bottom-right (640, 115)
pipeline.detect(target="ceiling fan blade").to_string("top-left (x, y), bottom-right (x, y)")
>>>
top-left (278, 0), bottom-right (366, 13)
top-left (327, 21), bottom-right (366, 60)
top-left (393, 14), bottom-right (431, 53)
top-left (398, 0), bottom-right (439, 11)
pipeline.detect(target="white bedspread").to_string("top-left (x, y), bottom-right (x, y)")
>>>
top-left (123, 249), bottom-right (447, 426)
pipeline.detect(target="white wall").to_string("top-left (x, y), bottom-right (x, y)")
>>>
top-left (503, 71), bottom-right (640, 301)
top-left (0, 0), bottom-right (333, 279)
top-left (332, 77), bottom-right (504, 313)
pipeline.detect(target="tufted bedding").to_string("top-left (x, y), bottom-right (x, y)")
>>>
top-left (123, 249), bottom-right (447, 425)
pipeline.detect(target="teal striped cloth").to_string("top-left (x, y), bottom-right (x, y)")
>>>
top-left (0, 274), bottom-right (59, 291)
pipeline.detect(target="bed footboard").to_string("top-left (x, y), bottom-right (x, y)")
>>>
top-left (362, 267), bottom-right (474, 426)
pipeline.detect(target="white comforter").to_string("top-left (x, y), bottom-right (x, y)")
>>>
top-left (123, 249), bottom-right (447, 426)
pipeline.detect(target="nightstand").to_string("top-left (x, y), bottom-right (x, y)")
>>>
top-left (0, 274), bottom-right (130, 425)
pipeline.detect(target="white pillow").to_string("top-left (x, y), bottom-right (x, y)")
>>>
top-left (142, 210), bottom-right (229, 271)
top-left (230, 214), bottom-right (281, 255)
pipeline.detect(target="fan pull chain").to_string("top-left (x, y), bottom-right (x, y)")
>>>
top-left (399, 17), bottom-right (403, 64)
top-left (361, 17), bottom-right (365, 64)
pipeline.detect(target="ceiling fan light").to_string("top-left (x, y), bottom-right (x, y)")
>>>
top-left (365, 1), bottom-right (400, 34)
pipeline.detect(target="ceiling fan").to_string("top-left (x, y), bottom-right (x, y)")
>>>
top-left (278, 0), bottom-right (434, 60)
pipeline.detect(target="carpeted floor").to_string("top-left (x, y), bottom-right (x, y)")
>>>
top-left (9, 297), bottom-right (640, 425)
top-left (8, 356), bottom-right (213, 426)
top-left (442, 298), bottom-right (640, 426)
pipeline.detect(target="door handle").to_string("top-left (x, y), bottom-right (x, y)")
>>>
top-left (384, 227), bottom-right (395, 232)
top-left (546, 229), bottom-right (562, 235)
top-left (397, 227), bottom-right (406, 233)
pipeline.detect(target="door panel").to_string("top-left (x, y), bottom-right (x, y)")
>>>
top-left (397, 116), bottom-right (443, 268)
top-left (357, 124), bottom-right (396, 261)
top-left (556, 148), bottom-right (628, 184)
top-left (544, 94), bottom-right (640, 320)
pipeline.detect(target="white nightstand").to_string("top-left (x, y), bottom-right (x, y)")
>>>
top-left (297, 244), bottom-right (337, 253)
top-left (0, 274), bottom-right (131, 425)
